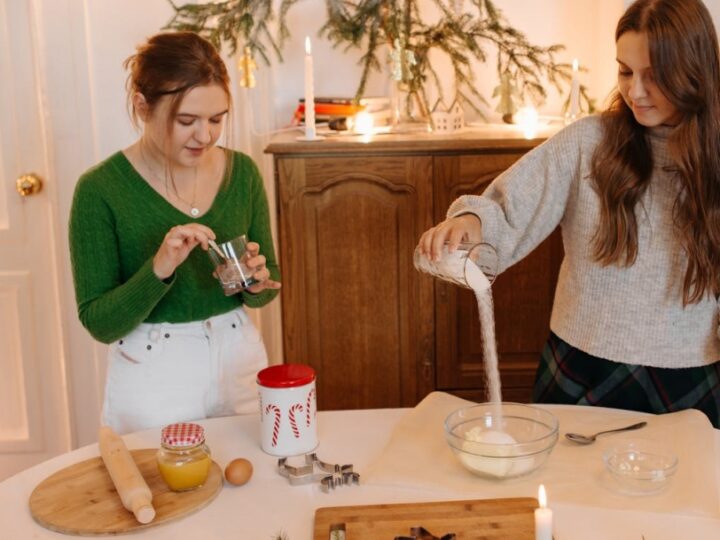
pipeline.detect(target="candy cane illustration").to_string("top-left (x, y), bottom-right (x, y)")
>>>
top-left (264, 404), bottom-right (281, 447)
top-left (305, 388), bottom-right (316, 427)
top-left (289, 403), bottom-right (304, 439)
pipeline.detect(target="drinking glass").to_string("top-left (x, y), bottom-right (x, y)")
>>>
top-left (413, 241), bottom-right (498, 290)
top-left (207, 235), bottom-right (259, 295)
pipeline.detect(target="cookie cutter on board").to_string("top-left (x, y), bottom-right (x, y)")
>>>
top-left (395, 527), bottom-right (456, 540)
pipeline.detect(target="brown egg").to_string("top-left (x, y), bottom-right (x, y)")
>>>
top-left (224, 458), bottom-right (253, 486)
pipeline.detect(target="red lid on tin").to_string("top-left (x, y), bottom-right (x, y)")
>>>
top-left (257, 364), bottom-right (315, 388)
top-left (161, 422), bottom-right (205, 448)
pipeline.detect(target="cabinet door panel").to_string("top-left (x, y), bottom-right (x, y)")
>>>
top-left (277, 156), bottom-right (434, 410)
top-left (434, 153), bottom-right (563, 401)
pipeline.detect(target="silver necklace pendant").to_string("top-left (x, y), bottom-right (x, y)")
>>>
top-left (190, 207), bottom-right (200, 217)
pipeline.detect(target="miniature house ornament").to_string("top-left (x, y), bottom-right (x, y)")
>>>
top-left (431, 99), bottom-right (464, 133)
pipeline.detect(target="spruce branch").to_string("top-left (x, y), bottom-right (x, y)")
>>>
top-left (164, 0), bottom-right (299, 63)
top-left (320, 0), bottom-right (594, 115)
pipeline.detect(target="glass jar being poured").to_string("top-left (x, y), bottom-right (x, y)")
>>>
top-left (413, 241), bottom-right (498, 292)
top-left (415, 240), bottom-right (504, 409)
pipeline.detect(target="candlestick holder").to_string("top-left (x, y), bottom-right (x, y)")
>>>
top-left (295, 128), bottom-right (325, 142)
top-left (296, 131), bottom-right (325, 142)
top-left (563, 110), bottom-right (583, 125)
top-left (565, 58), bottom-right (582, 126)
top-left (390, 81), bottom-right (432, 133)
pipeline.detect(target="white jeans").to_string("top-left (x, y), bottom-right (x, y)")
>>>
top-left (102, 307), bottom-right (267, 434)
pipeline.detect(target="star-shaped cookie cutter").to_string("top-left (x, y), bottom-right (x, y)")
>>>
top-left (277, 453), bottom-right (360, 492)
top-left (395, 526), bottom-right (456, 540)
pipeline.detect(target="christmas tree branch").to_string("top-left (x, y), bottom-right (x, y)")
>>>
top-left (166, 0), bottom-right (595, 116)
top-left (165, 0), bottom-right (298, 63)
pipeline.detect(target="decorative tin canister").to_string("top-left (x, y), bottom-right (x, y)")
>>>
top-left (256, 364), bottom-right (318, 456)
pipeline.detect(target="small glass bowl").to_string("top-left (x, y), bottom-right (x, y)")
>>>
top-left (444, 402), bottom-right (559, 479)
top-left (603, 442), bottom-right (678, 494)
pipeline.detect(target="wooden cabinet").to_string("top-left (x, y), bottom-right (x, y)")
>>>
top-left (270, 154), bottom-right (435, 410)
top-left (266, 128), bottom-right (562, 410)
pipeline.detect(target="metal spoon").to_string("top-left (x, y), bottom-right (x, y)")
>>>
top-left (208, 239), bottom-right (226, 260)
top-left (565, 421), bottom-right (648, 445)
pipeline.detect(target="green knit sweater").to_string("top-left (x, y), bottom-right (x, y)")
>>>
top-left (69, 150), bottom-right (280, 344)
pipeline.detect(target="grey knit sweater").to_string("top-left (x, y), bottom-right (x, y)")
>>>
top-left (448, 115), bottom-right (720, 368)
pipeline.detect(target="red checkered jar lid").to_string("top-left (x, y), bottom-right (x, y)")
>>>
top-left (160, 422), bottom-right (205, 448)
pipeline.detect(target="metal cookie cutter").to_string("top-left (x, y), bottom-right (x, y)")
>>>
top-left (319, 469), bottom-right (360, 493)
top-left (277, 453), bottom-right (359, 492)
top-left (395, 527), bottom-right (456, 540)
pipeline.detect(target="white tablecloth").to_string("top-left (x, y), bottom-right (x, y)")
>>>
top-left (367, 393), bottom-right (719, 517)
top-left (1, 406), bottom-right (719, 539)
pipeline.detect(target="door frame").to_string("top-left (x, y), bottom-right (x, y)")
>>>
top-left (31, 0), bottom-right (108, 449)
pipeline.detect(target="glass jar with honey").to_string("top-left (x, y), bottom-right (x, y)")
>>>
top-left (156, 422), bottom-right (211, 491)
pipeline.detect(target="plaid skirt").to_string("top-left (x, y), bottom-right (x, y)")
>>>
top-left (532, 332), bottom-right (720, 429)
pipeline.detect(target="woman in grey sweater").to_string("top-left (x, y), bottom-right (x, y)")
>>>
top-left (417, 0), bottom-right (720, 427)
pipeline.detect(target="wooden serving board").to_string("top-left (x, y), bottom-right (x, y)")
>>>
top-left (313, 497), bottom-right (537, 539)
top-left (29, 449), bottom-right (223, 536)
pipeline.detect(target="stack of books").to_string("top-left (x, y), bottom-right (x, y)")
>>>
top-left (293, 96), bottom-right (391, 128)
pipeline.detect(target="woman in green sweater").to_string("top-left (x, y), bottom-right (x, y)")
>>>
top-left (69, 32), bottom-right (281, 434)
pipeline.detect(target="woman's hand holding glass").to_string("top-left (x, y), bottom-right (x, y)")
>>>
top-left (153, 223), bottom-right (216, 280)
top-left (242, 241), bottom-right (281, 294)
top-left (417, 214), bottom-right (482, 262)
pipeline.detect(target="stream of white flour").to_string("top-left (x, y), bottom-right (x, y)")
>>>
top-left (465, 261), bottom-right (502, 408)
top-left (476, 288), bottom-right (502, 406)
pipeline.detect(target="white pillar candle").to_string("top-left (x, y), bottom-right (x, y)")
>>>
top-left (304, 36), bottom-right (316, 140)
top-left (570, 58), bottom-right (580, 117)
top-left (534, 484), bottom-right (553, 540)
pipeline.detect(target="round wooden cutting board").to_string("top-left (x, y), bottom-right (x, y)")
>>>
top-left (29, 449), bottom-right (223, 536)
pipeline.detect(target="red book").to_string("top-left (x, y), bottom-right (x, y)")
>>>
top-left (293, 103), bottom-right (364, 123)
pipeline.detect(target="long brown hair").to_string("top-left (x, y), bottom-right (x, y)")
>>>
top-left (591, 0), bottom-right (720, 304)
top-left (124, 31), bottom-right (233, 182)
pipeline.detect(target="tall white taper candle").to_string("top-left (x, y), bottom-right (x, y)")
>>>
top-left (304, 36), bottom-right (316, 140)
top-left (534, 484), bottom-right (553, 540)
top-left (570, 58), bottom-right (580, 118)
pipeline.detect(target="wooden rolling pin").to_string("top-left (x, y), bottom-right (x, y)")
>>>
top-left (98, 426), bottom-right (156, 524)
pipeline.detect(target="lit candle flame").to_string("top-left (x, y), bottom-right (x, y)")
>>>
top-left (538, 484), bottom-right (547, 508)
top-left (305, 36), bottom-right (312, 55)
top-left (572, 58), bottom-right (579, 71)
top-left (353, 111), bottom-right (374, 135)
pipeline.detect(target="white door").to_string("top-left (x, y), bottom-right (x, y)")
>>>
top-left (0, 0), bottom-right (71, 480)
top-left (0, 0), bottom-right (289, 480)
